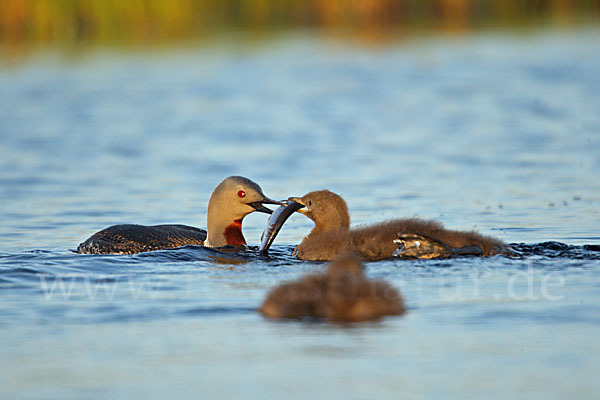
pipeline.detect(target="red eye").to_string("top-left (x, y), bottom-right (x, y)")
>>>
top-left (238, 190), bottom-right (246, 198)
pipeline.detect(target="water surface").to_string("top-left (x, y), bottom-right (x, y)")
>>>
top-left (1, 29), bottom-right (599, 399)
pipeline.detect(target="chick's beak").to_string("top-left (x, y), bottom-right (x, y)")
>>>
top-left (287, 197), bottom-right (308, 215)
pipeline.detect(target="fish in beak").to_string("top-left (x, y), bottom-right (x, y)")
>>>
top-left (259, 199), bottom-right (305, 255)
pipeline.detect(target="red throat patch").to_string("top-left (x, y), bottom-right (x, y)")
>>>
top-left (224, 219), bottom-right (246, 246)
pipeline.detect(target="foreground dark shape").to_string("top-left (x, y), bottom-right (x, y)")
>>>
top-left (259, 253), bottom-right (405, 322)
top-left (77, 176), bottom-right (281, 254)
top-left (259, 190), bottom-right (508, 261)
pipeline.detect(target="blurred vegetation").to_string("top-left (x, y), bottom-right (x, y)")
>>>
top-left (1, 0), bottom-right (599, 47)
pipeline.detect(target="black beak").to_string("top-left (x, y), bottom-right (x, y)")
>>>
top-left (248, 197), bottom-right (285, 215)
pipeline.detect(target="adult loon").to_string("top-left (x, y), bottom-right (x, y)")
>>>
top-left (77, 176), bottom-right (281, 254)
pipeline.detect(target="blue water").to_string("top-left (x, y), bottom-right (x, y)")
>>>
top-left (1, 29), bottom-right (600, 399)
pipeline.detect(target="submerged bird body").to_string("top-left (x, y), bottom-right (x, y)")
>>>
top-left (77, 176), bottom-right (280, 254)
top-left (259, 254), bottom-right (405, 322)
top-left (287, 190), bottom-right (507, 261)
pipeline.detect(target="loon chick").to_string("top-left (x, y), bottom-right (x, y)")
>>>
top-left (259, 253), bottom-right (405, 322)
top-left (282, 190), bottom-right (507, 261)
top-left (77, 176), bottom-right (281, 254)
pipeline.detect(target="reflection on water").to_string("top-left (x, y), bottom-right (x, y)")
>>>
top-left (1, 29), bottom-right (600, 399)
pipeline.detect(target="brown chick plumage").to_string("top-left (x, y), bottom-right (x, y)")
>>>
top-left (259, 254), bottom-right (405, 322)
top-left (290, 190), bottom-right (507, 261)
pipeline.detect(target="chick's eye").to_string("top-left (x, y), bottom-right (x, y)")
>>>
top-left (308, 200), bottom-right (312, 206)
top-left (238, 190), bottom-right (246, 198)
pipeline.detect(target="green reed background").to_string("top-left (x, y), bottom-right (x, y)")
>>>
top-left (1, 0), bottom-right (599, 47)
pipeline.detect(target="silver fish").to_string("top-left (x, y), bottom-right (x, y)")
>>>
top-left (259, 200), bottom-right (304, 256)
